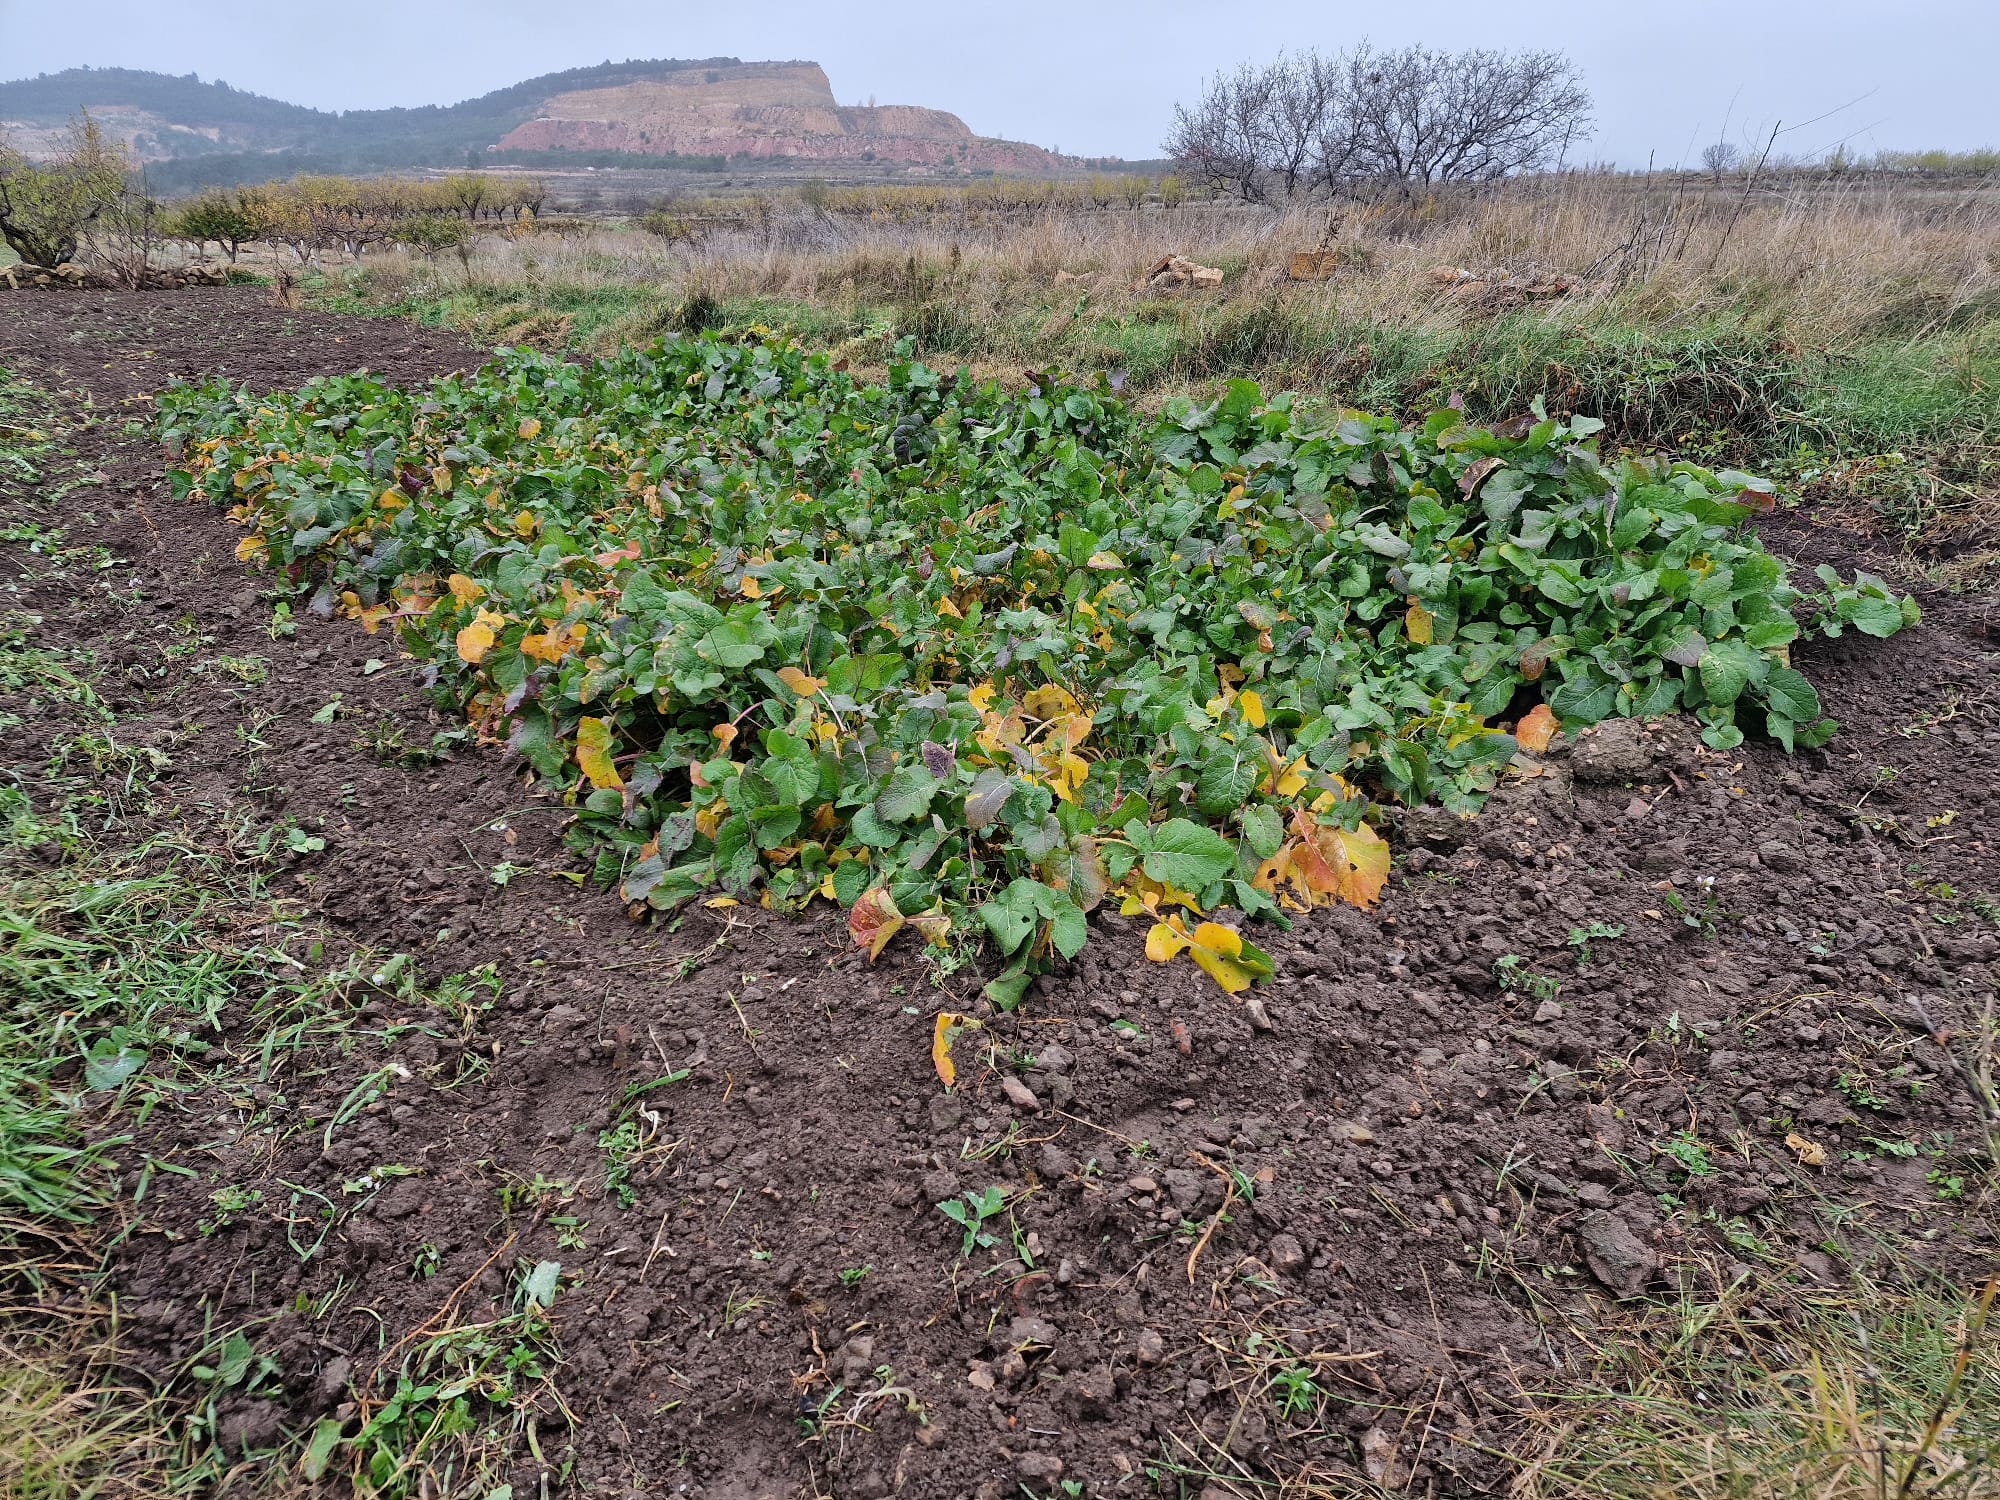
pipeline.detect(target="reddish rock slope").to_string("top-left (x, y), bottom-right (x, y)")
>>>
top-left (497, 60), bottom-right (1057, 171)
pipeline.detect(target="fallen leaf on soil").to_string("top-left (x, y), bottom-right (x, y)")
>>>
top-left (932, 1012), bottom-right (970, 1088)
top-left (1145, 915), bottom-right (1274, 994)
top-left (849, 887), bottom-right (904, 961)
top-left (1515, 703), bottom-right (1557, 754)
top-left (1785, 1131), bottom-right (1828, 1167)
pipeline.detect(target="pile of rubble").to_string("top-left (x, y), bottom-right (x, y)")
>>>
top-left (1134, 253), bottom-right (1224, 291)
top-left (1426, 264), bottom-right (1571, 310)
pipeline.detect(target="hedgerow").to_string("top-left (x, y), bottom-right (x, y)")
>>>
top-left (160, 335), bottom-right (1913, 1000)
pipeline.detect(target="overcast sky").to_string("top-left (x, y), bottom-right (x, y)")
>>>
top-left (3, 0), bottom-right (1994, 165)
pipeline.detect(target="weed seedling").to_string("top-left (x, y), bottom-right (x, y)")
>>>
top-left (1567, 921), bottom-right (1625, 967)
top-left (1271, 1364), bottom-right (1321, 1420)
top-left (1660, 1132), bottom-right (1716, 1177)
top-left (1494, 954), bottom-right (1562, 1003)
top-left (837, 1265), bottom-right (872, 1288)
top-left (199, 1184), bottom-right (265, 1235)
top-left (935, 1185), bottom-right (1007, 1258)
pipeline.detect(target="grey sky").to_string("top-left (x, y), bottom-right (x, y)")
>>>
top-left (2, 0), bottom-right (1993, 166)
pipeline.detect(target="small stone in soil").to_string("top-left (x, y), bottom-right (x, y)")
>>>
top-left (1000, 1074), bottom-right (1041, 1111)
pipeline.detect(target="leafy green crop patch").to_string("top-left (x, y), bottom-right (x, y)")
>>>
top-left (160, 336), bottom-right (1913, 997)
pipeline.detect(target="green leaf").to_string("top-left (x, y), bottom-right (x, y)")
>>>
top-left (84, 1040), bottom-right (145, 1092)
top-left (1698, 639), bottom-right (1766, 706)
top-left (1195, 746), bottom-right (1260, 816)
top-left (1763, 665), bottom-right (1821, 724)
top-left (876, 763), bottom-right (938, 823)
top-left (1050, 901), bottom-right (1088, 960)
top-left (1139, 818), bottom-right (1236, 890)
top-left (979, 899), bottom-right (1036, 955)
top-left (1240, 804), bottom-right (1284, 860)
top-left (520, 1259), bottom-right (563, 1309)
top-left (1847, 593), bottom-right (1907, 638)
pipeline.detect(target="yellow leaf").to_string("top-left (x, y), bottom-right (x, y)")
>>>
top-left (776, 667), bottom-right (823, 697)
top-left (1237, 691), bottom-right (1267, 729)
top-left (1325, 821), bottom-right (1391, 909)
top-left (455, 619), bottom-right (496, 665)
top-left (1049, 751), bottom-right (1090, 803)
top-left (713, 722), bottom-right (739, 753)
top-left (431, 465), bottom-right (453, 493)
top-left (358, 605), bottom-right (391, 635)
top-left (1405, 600), bottom-right (1435, 645)
top-left (513, 510), bottom-right (539, 538)
top-left (1515, 703), bottom-right (1558, 754)
top-left (1024, 684), bottom-right (1080, 720)
top-left (932, 1012), bottom-right (969, 1088)
top-left (937, 595), bottom-right (964, 619)
top-left (1784, 1132), bottom-right (1828, 1167)
top-left (1261, 746), bottom-right (1308, 798)
top-left (447, 573), bottom-right (484, 607)
top-left (517, 417), bottom-right (542, 440)
top-left (1146, 920), bottom-right (1190, 962)
top-left (703, 896), bottom-right (740, 908)
top-left (740, 574), bottom-right (763, 599)
top-left (576, 715), bottom-right (624, 791)
top-left (234, 534), bottom-right (267, 562)
top-left (1187, 944), bottom-right (1260, 995)
top-left (968, 682), bottom-right (997, 713)
top-left (1086, 551), bottom-right (1125, 570)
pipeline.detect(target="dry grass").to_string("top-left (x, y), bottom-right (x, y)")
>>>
top-left (1512, 1273), bottom-right (2000, 1500)
top-left (370, 171), bottom-right (2000, 355)
top-left (0, 1327), bottom-right (169, 1500)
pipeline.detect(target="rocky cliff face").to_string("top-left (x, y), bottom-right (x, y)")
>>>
top-left (496, 62), bottom-right (1056, 171)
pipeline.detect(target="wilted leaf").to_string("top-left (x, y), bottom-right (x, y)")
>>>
top-left (1024, 684), bottom-right (1080, 720)
top-left (1515, 703), bottom-right (1557, 754)
top-left (1784, 1131), bottom-right (1827, 1167)
top-left (1145, 915), bottom-right (1273, 994)
top-left (1458, 456), bottom-right (1502, 497)
top-left (933, 1011), bottom-right (969, 1088)
top-left (776, 666), bottom-right (823, 697)
top-left (849, 887), bottom-right (905, 961)
top-left (576, 716), bottom-right (623, 791)
top-left (455, 615), bottom-right (498, 664)
top-left (520, 1259), bottom-right (562, 1309)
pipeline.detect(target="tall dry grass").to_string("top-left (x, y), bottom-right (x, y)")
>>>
top-left (368, 171), bottom-right (2000, 354)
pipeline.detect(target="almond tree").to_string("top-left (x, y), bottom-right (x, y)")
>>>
top-left (0, 114), bottom-right (127, 267)
top-left (1166, 42), bottom-right (1592, 202)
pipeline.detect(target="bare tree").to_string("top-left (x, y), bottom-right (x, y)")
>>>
top-left (1165, 42), bottom-right (1593, 202)
top-left (1164, 60), bottom-right (1277, 204)
top-left (1700, 141), bottom-right (1742, 182)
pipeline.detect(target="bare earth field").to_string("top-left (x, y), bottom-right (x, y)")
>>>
top-left (1, 287), bottom-right (1996, 1499)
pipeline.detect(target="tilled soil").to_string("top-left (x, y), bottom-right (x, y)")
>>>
top-left (4, 287), bottom-right (1998, 1499)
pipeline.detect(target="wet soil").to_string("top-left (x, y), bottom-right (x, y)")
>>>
top-left (4, 287), bottom-right (1997, 1499)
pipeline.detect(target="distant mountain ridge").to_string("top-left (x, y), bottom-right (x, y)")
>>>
top-left (0, 58), bottom-right (1062, 190)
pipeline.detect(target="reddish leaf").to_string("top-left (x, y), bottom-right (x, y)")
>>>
top-left (848, 888), bottom-right (904, 962)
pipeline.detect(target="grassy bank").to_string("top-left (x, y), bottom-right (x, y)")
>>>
top-left (0, 368), bottom-right (567, 1497)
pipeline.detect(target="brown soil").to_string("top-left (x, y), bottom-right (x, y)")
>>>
top-left (4, 287), bottom-right (1997, 1499)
